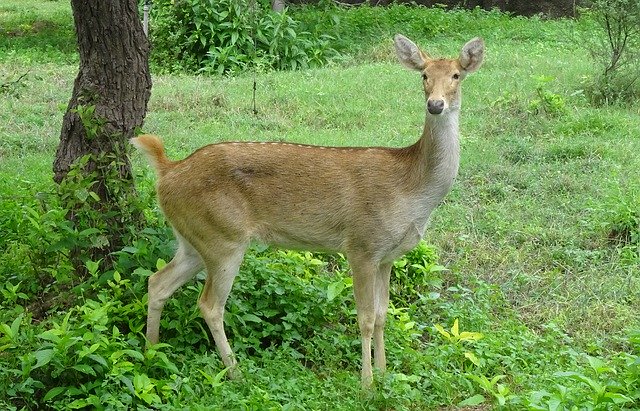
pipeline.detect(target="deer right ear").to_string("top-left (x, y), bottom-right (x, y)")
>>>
top-left (459, 37), bottom-right (484, 73)
top-left (394, 34), bottom-right (428, 72)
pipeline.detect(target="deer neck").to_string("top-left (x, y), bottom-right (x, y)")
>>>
top-left (409, 110), bottom-right (461, 201)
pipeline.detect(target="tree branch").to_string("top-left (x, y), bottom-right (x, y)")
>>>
top-left (0, 71), bottom-right (30, 93)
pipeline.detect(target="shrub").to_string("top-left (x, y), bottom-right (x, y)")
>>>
top-left (580, 0), bottom-right (640, 104)
top-left (0, 269), bottom-right (175, 410)
top-left (149, 0), bottom-right (339, 74)
top-left (391, 241), bottom-right (445, 307)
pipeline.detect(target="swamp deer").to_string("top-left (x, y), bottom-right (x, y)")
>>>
top-left (132, 34), bottom-right (484, 386)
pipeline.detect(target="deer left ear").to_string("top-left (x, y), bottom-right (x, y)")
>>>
top-left (459, 37), bottom-right (484, 74)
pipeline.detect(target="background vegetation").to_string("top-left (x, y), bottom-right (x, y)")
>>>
top-left (1, 0), bottom-right (639, 409)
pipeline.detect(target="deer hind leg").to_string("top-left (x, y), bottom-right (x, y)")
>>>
top-left (146, 233), bottom-right (204, 344)
top-left (348, 254), bottom-right (379, 387)
top-left (374, 262), bottom-right (392, 374)
top-left (198, 241), bottom-right (248, 379)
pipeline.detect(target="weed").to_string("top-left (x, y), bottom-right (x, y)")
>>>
top-left (579, 0), bottom-right (640, 104)
top-left (528, 75), bottom-right (568, 116)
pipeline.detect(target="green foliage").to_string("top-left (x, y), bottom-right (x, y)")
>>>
top-left (391, 241), bottom-right (445, 306)
top-left (0, 72), bottom-right (30, 98)
top-left (149, 0), bottom-right (339, 74)
top-left (0, 267), bottom-right (178, 409)
top-left (0, 163), bottom-right (170, 318)
top-left (70, 104), bottom-right (106, 140)
top-left (579, 0), bottom-right (640, 104)
top-left (526, 347), bottom-right (640, 409)
top-left (600, 187), bottom-right (640, 262)
top-left (528, 75), bottom-right (568, 116)
top-left (227, 249), bottom-right (354, 356)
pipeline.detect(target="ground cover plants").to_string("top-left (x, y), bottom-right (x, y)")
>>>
top-left (1, 0), bottom-right (639, 409)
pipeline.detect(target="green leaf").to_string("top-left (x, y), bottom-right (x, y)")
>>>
top-left (79, 228), bottom-right (101, 237)
top-left (84, 259), bottom-right (100, 275)
top-left (33, 349), bottom-right (55, 369)
top-left (459, 331), bottom-right (484, 341)
top-left (37, 329), bottom-right (61, 343)
top-left (451, 319), bottom-right (459, 337)
top-left (458, 394), bottom-right (485, 406)
top-left (242, 313), bottom-right (262, 323)
top-left (586, 354), bottom-right (614, 374)
top-left (0, 323), bottom-right (12, 339)
top-left (605, 392), bottom-right (632, 404)
top-left (67, 399), bottom-right (90, 409)
top-left (10, 313), bottom-right (24, 338)
top-left (464, 352), bottom-right (481, 366)
top-left (43, 386), bottom-right (67, 401)
top-left (154, 351), bottom-right (179, 374)
top-left (75, 187), bottom-right (89, 202)
top-left (72, 364), bottom-right (96, 376)
top-left (434, 324), bottom-right (450, 340)
top-left (327, 281), bottom-right (345, 302)
top-left (88, 354), bottom-right (108, 367)
top-left (199, 368), bottom-right (228, 387)
top-left (123, 349), bottom-right (145, 361)
top-left (403, 321), bottom-right (416, 331)
top-left (491, 375), bottom-right (506, 385)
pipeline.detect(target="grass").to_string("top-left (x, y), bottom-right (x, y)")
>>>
top-left (1, 1), bottom-right (639, 409)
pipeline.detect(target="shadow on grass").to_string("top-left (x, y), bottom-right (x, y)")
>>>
top-left (0, 6), bottom-right (77, 62)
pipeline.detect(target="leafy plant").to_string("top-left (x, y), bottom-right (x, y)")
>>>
top-left (433, 318), bottom-right (484, 378)
top-left (463, 374), bottom-right (514, 407)
top-left (434, 318), bottom-right (484, 346)
top-left (149, 0), bottom-right (339, 74)
top-left (528, 75), bottom-right (567, 116)
top-left (595, 187), bottom-right (640, 263)
top-left (391, 241), bottom-right (445, 306)
top-left (579, 0), bottom-right (640, 104)
top-left (0, 71), bottom-right (30, 98)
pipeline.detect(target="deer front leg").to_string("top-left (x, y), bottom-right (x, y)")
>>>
top-left (349, 254), bottom-right (378, 387)
top-left (374, 262), bottom-right (392, 374)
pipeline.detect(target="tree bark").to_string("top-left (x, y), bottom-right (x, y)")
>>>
top-left (54, 0), bottom-right (152, 271)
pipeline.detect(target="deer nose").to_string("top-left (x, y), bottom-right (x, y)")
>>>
top-left (427, 99), bottom-right (445, 115)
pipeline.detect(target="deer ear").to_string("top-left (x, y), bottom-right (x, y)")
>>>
top-left (394, 34), bottom-right (428, 72)
top-left (459, 37), bottom-right (484, 73)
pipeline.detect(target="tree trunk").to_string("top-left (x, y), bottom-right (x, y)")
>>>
top-left (54, 0), bottom-right (152, 273)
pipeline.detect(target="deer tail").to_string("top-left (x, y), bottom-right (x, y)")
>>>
top-left (130, 134), bottom-right (172, 177)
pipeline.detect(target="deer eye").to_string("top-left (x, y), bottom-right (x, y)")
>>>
top-left (421, 73), bottom-right (428, 81)
top-left (453, 73), bottom-right (460, 80)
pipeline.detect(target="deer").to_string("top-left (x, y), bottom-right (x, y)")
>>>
top-left (131, 34), bottom-right (484, 386)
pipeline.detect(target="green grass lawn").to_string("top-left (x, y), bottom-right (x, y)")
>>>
top-left (1, 1), bottom-right (639, 409)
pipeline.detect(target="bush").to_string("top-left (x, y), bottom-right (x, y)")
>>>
top-left (580, 0), bottom-right (640, 104)
top-left (149, 0), bottom-right (339, 74)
